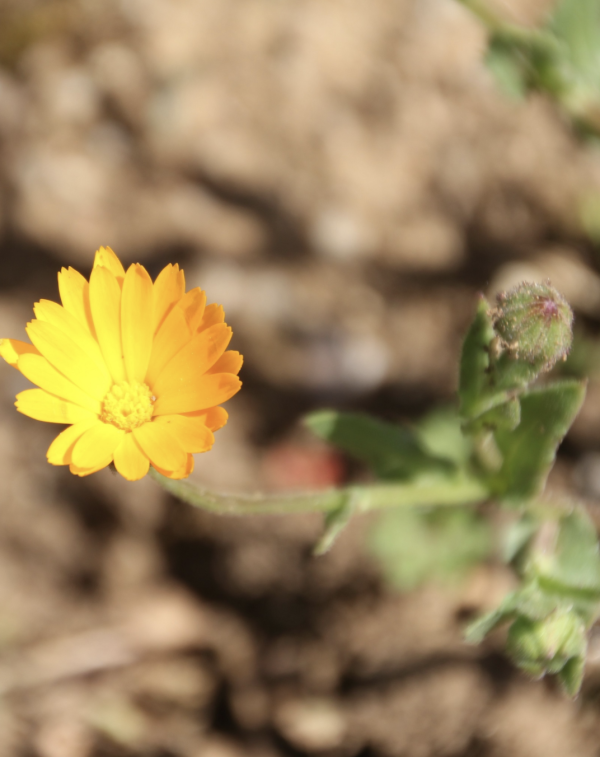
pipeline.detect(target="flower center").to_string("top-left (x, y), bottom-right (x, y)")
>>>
top-left (100, 381), bottom-right (155, 431)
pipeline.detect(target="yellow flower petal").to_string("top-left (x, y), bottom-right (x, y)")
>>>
top-left (71, 421), bottom-right (124, 469)
top-left (69, 461), bottom-right (110, 477)
top-left (57, 267), bottom-right (96, 336)
top-left (186, 406), bottom-right (229, 432)
top-left (34, 299), bottom-right (106, 369)
top-left (18, 354), bottom-right (102, 414)
top-left (0, 338), bottom-right (39, 368)
top-left (16, 388), bottom-right (96, 424)
top-left (133, 422), bottom-right (187, 471)
top-left (153, 324), bottom-right (232, 396)
top-left (113, 433), bottom-right (150, 481)
top-left (153, 373), bottom-right (241, 416)
top-left (153, 454), bottom-right (194, 480)
top-left (145, 304), bottom-right (192, 387)
top-left (180, 288), bottom-right (207, 333)
top-left (47, 419), bottom-right (98, 465)
top-left (94, 246), bottom-right (126, 282)
top-left (89, 264), bottom-right (126, 383)
top-left (154, 415), bottom-right (214, 453)
top-left (26, 319), bottom-right (111, 401)
top-left (153, 263), bottom-right (185, 334)
top-left (200, 304), bottom-right (224, 331)
top-left (209, 350), bottom-right (243, 375)
top-left (122, 264), bottom-right (154, 383)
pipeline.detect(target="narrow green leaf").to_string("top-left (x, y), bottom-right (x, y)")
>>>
top-left (465, 591), bottom-right (520, 643)
top-left (459, 295), bottom-right (495, 420)
top-left (314, 495), bottom-right (356, 556)
top-left (503, 516), bottom-right (538, 563)
top-left (305, 410), bottom-right (452, 480)
top-left (558, 655), bottom-right (586, 698)
top-left (485, 41), bottom-right (527, 100)
top-left (491, 380), bottom-right (587, 502)
top-left (463, 396), bottom-right (521, 435)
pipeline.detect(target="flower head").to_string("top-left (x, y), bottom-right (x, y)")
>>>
top-left (493, 281), bottom-right (573, 371)
top-left (0, 247), bottom-right (242, 481)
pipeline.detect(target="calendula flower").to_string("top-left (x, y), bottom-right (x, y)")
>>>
top-left (0, 247), bottom-right (242, 481)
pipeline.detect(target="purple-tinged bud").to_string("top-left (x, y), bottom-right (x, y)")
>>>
top-left (493, 282), bottom-right (573, 372)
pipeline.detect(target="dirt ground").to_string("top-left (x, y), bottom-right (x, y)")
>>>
top-left (3, 0), bottom-right (600, 755)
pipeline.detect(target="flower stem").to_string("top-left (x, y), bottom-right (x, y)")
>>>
top-left (149, 469), bottom-right (488, 516)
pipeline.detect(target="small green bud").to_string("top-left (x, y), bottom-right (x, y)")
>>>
top-left (506, 609), bottom-right (586, 678)
top-left (493, 282), bottom-right (573, 372)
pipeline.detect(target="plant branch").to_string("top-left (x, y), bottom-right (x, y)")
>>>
top-left (149, 469), bottom-right (488, 517)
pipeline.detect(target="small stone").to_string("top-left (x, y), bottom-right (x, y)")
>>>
top-left (274, 698), bottom-right (346, 752)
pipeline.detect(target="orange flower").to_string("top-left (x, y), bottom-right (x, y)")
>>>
top-left (0, 247), bottom-right (242, 481)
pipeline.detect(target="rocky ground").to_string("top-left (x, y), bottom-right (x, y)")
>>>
top-left (2, 0), bottom-right (600, 755)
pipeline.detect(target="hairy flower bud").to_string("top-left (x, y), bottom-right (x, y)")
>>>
top-left (493, 282), bottom-right (573, 372)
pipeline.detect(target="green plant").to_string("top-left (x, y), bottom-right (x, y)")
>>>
top-left (153, 281), bottom-right (597, 696)
top-left (5, 249), bottom-right (595, 694)
top-left (458, 0), bottom-right (600, 137)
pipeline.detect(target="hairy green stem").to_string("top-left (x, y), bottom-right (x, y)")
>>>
top-left (149, 469), bottom-right (488, 516)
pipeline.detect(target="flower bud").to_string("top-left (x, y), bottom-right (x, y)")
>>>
top-left (493, 282), bottom-right (573, 372)
top-left (506, 609), bottom-right (585, 677)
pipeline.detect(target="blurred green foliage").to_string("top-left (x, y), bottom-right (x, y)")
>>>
top-left (307, 281), bottom-right (600, 695)
top-left (308, 407), bottom-right (492, 586)
top-left (460, 0), bottom-right (600, 136)
top-left (369, 505), bottom-right (491, 590)
top-left (467, 508), bottom-right (600, 695)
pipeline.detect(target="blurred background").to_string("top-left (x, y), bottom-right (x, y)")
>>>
top-left (2, 0), bottom-right (600, 755)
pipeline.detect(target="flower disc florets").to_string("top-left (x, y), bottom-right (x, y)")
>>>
top-left (101, 381), bottom-right (155, 431)
top-left (493, 281), bottom-right (573, 371)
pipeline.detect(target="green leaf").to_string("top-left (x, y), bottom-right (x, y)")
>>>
top-left (458, 295), bottom-right (496, 420)
top-left (416, 406), bottom-right (472, 465)
top-left (493, 352), bottom-right (545, 393)
top-left (503, 515), bottom-right (538, 563)
top-left (512, 579), bottom-right (567, 622)
top-left (558, 654), bottom-right (586, 698)
top-left (485, 39), bottom-right (528, 100)
top-left (465, 591), bottom-right (520, 643)
top-left (463, 396), bottom-right (521, 435)
top-left (486, 25), bottom-right (566, 98)
top-left (314, 495), bottom-right (356, 556)
top-left (369, 506), bottom-right (492, 591)
top-left (540, 509), bottom-right (600, 594)
top-left (550, 0), bottom-right (600, 92)
top-left (491, 380), bottom-right (587, 502)
top-left (304, 410), bottom-right (452, 481)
